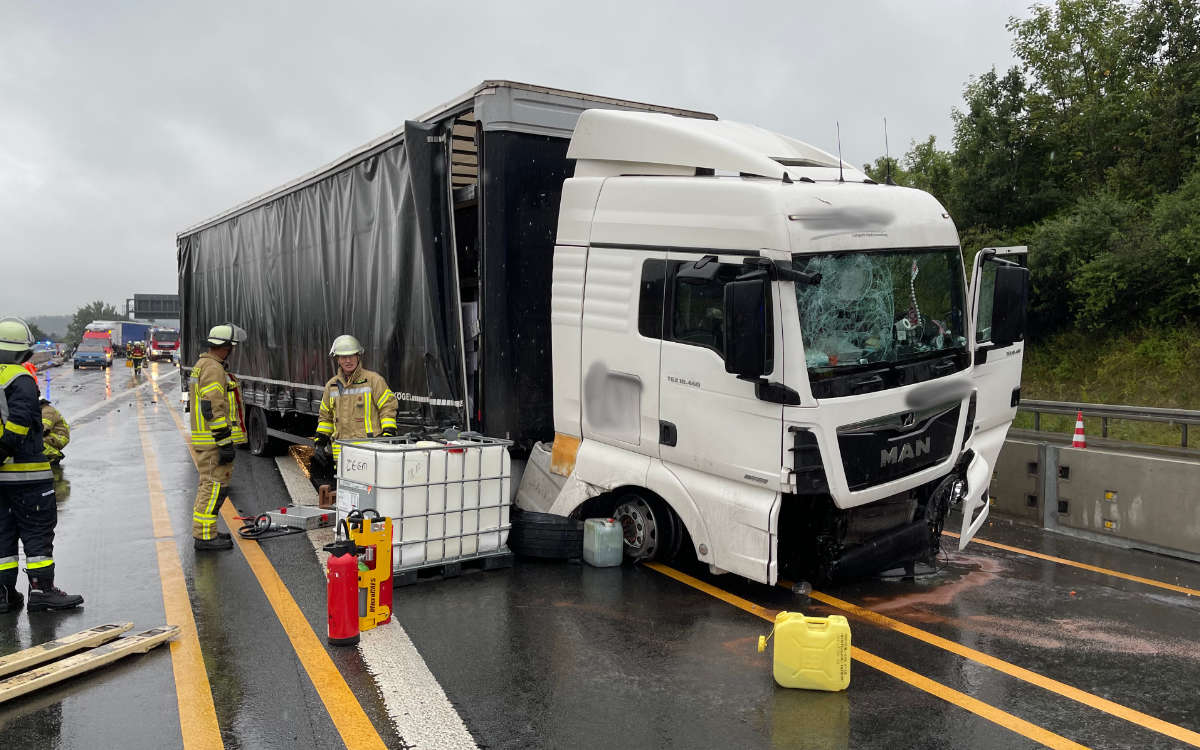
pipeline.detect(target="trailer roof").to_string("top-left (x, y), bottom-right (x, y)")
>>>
top-left (178, 80), bottom-right (716, 238)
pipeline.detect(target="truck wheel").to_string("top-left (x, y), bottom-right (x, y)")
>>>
top-left (614, 491), bottom-right (683, 562)
top-left (73, 362), bottom-right (79, 370)
top-left (246, 407), bottom-right (285, 457)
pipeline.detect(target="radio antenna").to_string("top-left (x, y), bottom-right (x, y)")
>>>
top-left (836, 122), bottom-right (845, 183)
top-left (884, 117), bottom-right (896, 185)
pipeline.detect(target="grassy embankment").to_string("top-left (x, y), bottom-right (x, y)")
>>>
top-left (1015, 325), bottom-right (1200, 449)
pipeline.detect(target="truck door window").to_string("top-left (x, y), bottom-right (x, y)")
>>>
top-left (974, 260), bottom-right (997, 343)
top-left (638, 259), bottom-right (667, 339)
top-left (668, 261), bottom-right (742, 357)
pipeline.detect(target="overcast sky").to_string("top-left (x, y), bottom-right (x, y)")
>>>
top-left (1, 0), bottom-right (1029, 317)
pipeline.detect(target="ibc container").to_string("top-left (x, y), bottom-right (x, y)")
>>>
top-left (337, 435), bottom-right (513, 572)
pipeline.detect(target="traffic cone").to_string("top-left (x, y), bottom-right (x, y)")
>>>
top-left (1072, 411), bottom-right (1087, 448)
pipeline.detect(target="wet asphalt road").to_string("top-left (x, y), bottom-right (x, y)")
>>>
top-left (2, 360), bottom-right (1199, 749)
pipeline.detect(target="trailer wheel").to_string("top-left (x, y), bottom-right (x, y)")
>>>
top-left (246, 406), bottom-right (285, 457)
top-left (614, 491), bottom-right (683, 562)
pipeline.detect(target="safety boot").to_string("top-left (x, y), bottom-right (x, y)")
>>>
top-left (0, 584), bottom-right (24, 614)
top-left (194, 536), bottom-right (233, 551)
top-left (27, 574), bottom-right (83, 612)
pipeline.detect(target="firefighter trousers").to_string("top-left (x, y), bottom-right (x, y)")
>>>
top-left (192, 446), bottom-right (233, 540)
top-left (0, 480), bottom-right (57, 585)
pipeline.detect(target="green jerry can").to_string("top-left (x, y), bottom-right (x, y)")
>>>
top-left (757, 611), bottom-right (851, 691)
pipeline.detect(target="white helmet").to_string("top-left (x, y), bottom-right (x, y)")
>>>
top-left (206, 323), bottom-right (247, 347)
top-left (328, 334), bottom-right (364, 357)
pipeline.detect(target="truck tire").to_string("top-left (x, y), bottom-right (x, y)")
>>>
top-left (508, 508), bottom-right (583, 560)
top-left (73, 362), bottom-right (79, 370)
top-left (613, 491), bottom-right (684, 563)
top-left (246, 406), bottom-right (285, 457)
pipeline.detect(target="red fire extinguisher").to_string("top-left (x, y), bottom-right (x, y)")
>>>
top-left (324, 521), bottom-right (361, 647)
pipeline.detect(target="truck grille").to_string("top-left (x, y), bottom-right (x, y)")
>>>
top-left (836, 402), bottom-right (960, 491)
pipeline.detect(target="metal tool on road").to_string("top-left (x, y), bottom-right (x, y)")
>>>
top-left (265, 505), bottom-right (336, 531)
top-left (0, 624), bottom-right (179, 703)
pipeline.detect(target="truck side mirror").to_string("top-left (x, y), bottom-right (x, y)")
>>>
top-left (723, 272), bottom-right (770, 378)
top-left (989, 264), bottom-right (1029, 347)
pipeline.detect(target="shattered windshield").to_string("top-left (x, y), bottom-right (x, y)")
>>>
top-left (793, 248), bottom-right (967, 376)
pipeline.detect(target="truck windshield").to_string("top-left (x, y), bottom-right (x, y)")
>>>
top-left (793, 247), bottom-right (967, 397)
top-left (153, 332), bottom-right (178, 343)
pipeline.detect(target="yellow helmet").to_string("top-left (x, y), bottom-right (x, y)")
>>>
top-left (328, 335), bottom-right (364, 357)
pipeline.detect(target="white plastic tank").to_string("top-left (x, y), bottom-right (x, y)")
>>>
top-left (583, 518), bottom-right (623, 567)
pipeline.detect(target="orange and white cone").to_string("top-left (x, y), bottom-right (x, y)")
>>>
top-left (1072, 411), bottom-right (1087, 448)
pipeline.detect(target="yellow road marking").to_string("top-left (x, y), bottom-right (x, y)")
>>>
top-left (150, 380), bottom-right (388, 750)
top-left (134, 396), bottom-right (224, 749)
top-left (646, 563), bottom-right (1088, 750)
top-left (800, 587), bottom-right (1200, 747)
top-left (946, 531), bottom-right (1200, 598)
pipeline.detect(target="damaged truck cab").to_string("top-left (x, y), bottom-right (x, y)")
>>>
top-left (520, 109), bottom-right (1029, 584)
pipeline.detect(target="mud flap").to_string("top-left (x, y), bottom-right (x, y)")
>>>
top-left (958, 452), bottom-right (991, 550)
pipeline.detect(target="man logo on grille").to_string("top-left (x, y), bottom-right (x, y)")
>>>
top-left (881, 437), bottom-right (930, 467)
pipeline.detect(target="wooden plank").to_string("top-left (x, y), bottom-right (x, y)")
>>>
top-left (0, 625), bottom-right (179, 704)
top-left (0, 622), bottom-right (133, 678)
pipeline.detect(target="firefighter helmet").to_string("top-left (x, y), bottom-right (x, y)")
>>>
top-left (206, 323), bottom-right (246, 347)
top-left (0, 317), bottom-right (35, 364)
top-left (328, 335), bottom-right (364, 357)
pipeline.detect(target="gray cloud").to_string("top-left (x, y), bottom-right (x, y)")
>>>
top-left (0, 0), bottom-right (1025, 316)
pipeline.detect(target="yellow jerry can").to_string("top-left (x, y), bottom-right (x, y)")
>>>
top-left (757, 611), bottom-right (851, 691)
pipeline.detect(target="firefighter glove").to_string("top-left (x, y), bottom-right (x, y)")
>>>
top-left (314, 433), bottom-right (331, 448)
top-left (218, 444), bottom-right (236, 465)
top-left (0, 442), bottom-right (10, 463)
top-left (380, 428), bottom-right (397, 438)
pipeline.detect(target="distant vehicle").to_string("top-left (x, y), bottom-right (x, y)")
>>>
top-left (119, 322), bottom-right (152, 355)
top-left (74, 338), bottom-right (112, 369)
top-left (148, 328), bottom-right (179, 361)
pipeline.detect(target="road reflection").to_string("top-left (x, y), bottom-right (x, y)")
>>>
top-left (104, 366), bottom-right (111, 399)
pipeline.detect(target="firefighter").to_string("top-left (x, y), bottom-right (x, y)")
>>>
top-left (312, 335), bottom-right (398, 479)
top-left (128, 340), bottom-right (146, 375)
top-left (41, 399), bottom-right (69, 466)
top-left (19, 363), bottom-right (69, 465)
top-left (0, 317), bottom-right (83, 613)
top-left (188, 323), bottom-right (247, 551)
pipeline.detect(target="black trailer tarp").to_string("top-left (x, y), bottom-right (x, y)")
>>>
top-left (179, 121), bottom-right (464, 424)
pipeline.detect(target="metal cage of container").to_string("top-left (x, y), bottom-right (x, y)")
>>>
top-left (334, 434), bottom-right (513, 571)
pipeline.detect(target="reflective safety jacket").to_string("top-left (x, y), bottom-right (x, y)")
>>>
top-left (316, 366), bottom-right (397, 458)
top-left (188, 352), bottom-right (246, 448)
top-left (40, 401), bottom-right (69, 463)
top-left (0, 364), bottom-right (52, 483)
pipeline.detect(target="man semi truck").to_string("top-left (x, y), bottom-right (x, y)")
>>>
top-left (178, 81), bottom-right (1028, 584)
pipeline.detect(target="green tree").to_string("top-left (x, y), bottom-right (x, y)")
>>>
top-left (951, 67), bottom-right (1061, 229)
top-left (66, 301), bottom-right (124, 345)
top-left (903, 136), bottom-right (957, 212)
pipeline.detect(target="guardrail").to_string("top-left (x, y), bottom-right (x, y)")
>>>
top-left (1018, 399), bottom-right (1200, 448)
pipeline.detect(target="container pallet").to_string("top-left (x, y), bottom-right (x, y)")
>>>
top-left (393, 549), bottom-right (513, 587)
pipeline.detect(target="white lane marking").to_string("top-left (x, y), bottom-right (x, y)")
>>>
top-left (62, 366), bottom-right (179, 425)
top-left (277, 460), bottom-right (478, 750)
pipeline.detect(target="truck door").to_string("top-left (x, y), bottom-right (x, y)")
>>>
top-left (579, 246), bottom-right (666, 457)
top-left (963, 246), bottom-right (1030, 546)
top-left (658, 253), bottom-right (784, 487)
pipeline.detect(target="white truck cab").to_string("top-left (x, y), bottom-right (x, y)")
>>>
top-left (518, 109), bottom-right (1029, 585)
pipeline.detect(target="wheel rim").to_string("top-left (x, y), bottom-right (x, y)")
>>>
top-left (615, 496), bottom-right (658, 559)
